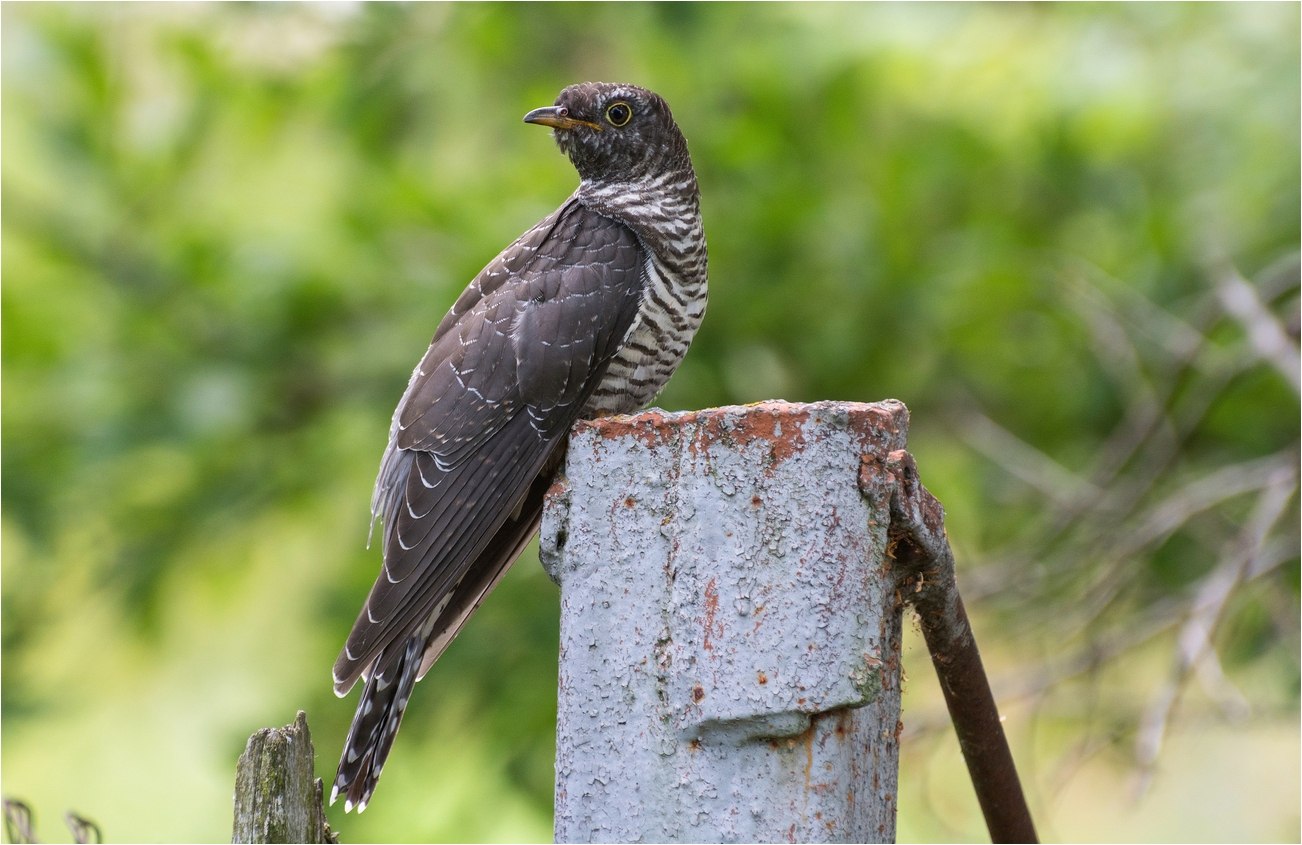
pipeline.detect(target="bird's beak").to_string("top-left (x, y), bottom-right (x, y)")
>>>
top-left (523, 106), bottom-right (603, 132)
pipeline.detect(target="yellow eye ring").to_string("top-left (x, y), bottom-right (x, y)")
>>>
top-left (605, 101), bottom-right (632, 127)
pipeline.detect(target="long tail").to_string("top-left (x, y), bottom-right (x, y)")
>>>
top-left (331, 632), bottom-right (425, 814)
top-left (330, 467), bottom-right (558, 813)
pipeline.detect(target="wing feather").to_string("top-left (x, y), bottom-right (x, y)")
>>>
top-left (341, 411), bottom-right (553, 669)
top-left (334, 197), bottom-right (645, 693)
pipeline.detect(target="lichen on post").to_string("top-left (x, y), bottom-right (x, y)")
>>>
top-left (232, 711), bottom-right (336, 844)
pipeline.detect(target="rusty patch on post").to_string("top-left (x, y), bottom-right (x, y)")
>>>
top-left (544, 475), bottom-right (569, 502)
top-left (702, 577), bottom-right (720, 651)
top-left (575, 408), bottom-right (677, 450)
top-left (685, 403), bottom-right (812, 472)
top-left (575, 401), bottom-right (910, 479)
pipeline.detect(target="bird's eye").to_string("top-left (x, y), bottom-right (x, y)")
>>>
top-left (605, 102), bottom-right (632, 127)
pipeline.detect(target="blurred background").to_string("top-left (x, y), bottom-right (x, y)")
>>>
top-left (3, 3), bottom-right (1298, 842)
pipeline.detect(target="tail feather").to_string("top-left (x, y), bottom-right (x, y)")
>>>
top-left (331, 632), bottom-right (425, 813)
top-left (331, 462), bottom-right (561, 812)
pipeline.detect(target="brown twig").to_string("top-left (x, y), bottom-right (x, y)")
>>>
top-left (882, 449), bottom-right (1039, 844)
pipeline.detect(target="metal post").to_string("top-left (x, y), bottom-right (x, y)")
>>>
top-left (541, 400), bottom-right (909, 843)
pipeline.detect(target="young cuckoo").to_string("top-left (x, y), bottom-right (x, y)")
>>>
top-left (331, 82), bottom-right (708, 812)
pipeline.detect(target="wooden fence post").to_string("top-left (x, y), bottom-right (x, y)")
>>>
top-left (540, 400), bottom-right (909, 843)
top-left (232, 711), bottom-right (336, 844)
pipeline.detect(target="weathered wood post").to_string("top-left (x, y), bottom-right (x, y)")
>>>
top-left (232, 711), bottom-right (336, 844)
top-left (540, 400), bottom-right (909, 843)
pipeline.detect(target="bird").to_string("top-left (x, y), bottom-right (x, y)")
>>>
top-left (330, 82), bottom-right (708, 813)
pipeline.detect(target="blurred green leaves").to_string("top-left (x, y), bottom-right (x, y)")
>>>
top-left (2, 3), bottom-right (1297, 842)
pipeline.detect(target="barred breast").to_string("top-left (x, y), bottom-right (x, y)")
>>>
top-left (579, 169), bottom-right (709, 414)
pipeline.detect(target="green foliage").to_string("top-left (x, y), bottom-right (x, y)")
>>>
top-left (3, 3), bottom-right (1297, 842)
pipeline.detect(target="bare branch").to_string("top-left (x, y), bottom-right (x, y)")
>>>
top-left (974, 537), bottom-right (1296, 714)
top-left (3, 800), bottom-right (37, 845)
top-left (1130, 468), bottom-right (1297, 796)
top-left (957, 411), bottom-right (1102, 505)
top-left (1114, 452), bottom-right (1295, 561)
top-left (1215, 266), bottom-right (1301, 394)
top-left (63, 813), bottom-right (101, 845)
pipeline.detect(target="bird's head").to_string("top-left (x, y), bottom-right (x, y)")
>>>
top-left (524, 82), bottom-right (691, 184)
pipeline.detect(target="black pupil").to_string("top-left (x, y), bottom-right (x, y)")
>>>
top-left (609, 104), bottom-right (629, 124)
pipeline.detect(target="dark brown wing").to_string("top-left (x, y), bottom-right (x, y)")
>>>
top-left (330, 198), bottom-right (646, 811)
top-left (335, 197), bottom-right (645, 693)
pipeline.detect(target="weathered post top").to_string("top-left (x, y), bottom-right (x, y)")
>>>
top-left (232, 711), bottom-right (336, 844)
top-left (541, 400), bottom-right (909, 844)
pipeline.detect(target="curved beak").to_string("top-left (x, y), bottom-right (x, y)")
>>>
top-left (523, 106), bottom-right (603, 132)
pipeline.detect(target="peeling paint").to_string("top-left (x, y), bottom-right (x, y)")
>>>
top-left (551, 401), bottom-right (907, 843)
